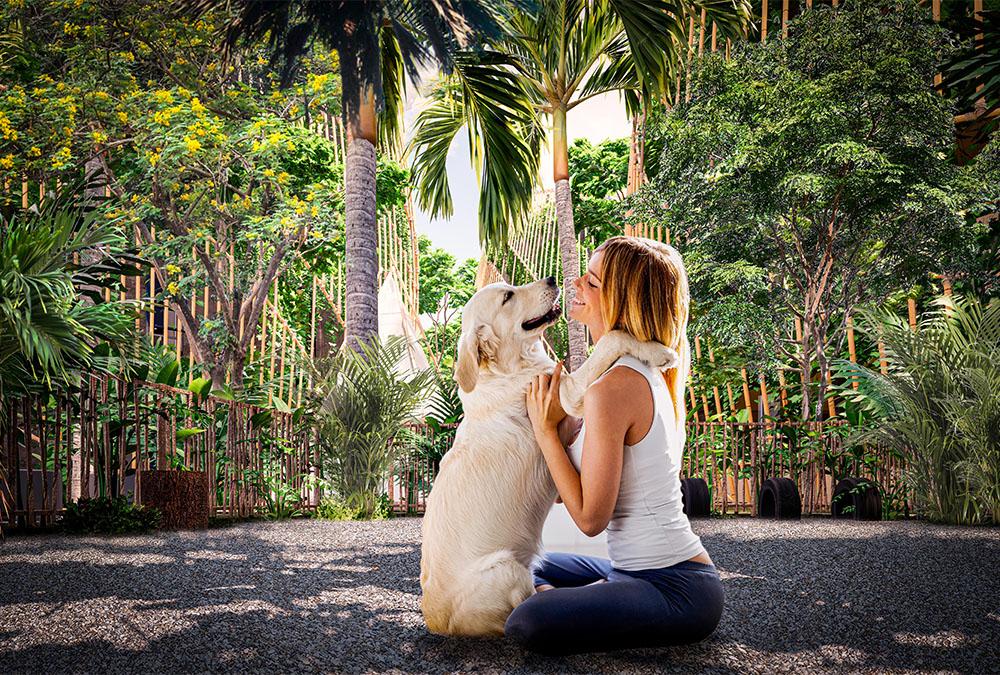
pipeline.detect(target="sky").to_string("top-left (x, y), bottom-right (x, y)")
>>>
top-left (402, 80), bottom-right (632, 263)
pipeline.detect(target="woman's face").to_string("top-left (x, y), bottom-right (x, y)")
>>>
top-left (569, 250), bottom-right (605, 331)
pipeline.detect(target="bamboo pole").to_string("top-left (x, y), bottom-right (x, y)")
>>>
top-left (782, 0), bottom-right (789, 40)
top-left (907, 298), bottom-right (918, 330)
top-left (846, 316), bottom-right (859, 390)
top-left (740, 368), bottom-right (754, 422)
top-left (698, 9), bottom-right (707, 56)
top-left (761, 0), bottom-right (768, 42)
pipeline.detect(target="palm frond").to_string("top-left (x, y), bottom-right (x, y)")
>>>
top-left (408, 50), bottom-right (540, 244)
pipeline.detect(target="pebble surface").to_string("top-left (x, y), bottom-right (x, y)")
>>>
top-left (1, 518), bottom-right (998, 674)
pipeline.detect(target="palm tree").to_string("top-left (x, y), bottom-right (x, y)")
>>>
top-left (185, 0), bottom-right (515, 351)
top-left (411, 0), bottom-right (750, 371)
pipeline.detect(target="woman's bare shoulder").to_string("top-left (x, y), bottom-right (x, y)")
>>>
top-left (585, 365), bottom-right (651, 408)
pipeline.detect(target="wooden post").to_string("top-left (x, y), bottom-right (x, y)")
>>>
top-left (698, 9), bottom-right (707, 56)
top-left (759, 374), bottom-right (771, 418)
top-left (782, 0), bottom-right (789, 40)
top-left (761, 0), bottom-right (768, 42)
top-left (711, 22), bottom-right (718, 52)
top-left (846, 316), bottom-right (859, 390)
top-left (740, 368), bottom-right (754, 423)
top-left (907, 298), bottom-right (918, 330)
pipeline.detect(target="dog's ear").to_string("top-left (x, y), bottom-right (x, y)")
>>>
top-left (454, 324), bottom-right (499, 393)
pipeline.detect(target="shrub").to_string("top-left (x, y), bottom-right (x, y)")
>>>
top-left (838, 295), bottom-right (1000, 525)
top-left (304, 336), bottom-right (433, 519)
top-left (61, 496), bottom-right (162, 534)
top-left (313, 494), bottom-right (392, 521)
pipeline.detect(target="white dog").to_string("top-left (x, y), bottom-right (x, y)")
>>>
top-left (420, 276), bottom-right (678, 636)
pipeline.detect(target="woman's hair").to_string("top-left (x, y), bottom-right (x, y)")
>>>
top-left (593, 236), bottom-right (690, 433)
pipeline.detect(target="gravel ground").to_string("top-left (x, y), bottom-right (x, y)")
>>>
top-left (1, 518), bottom-right (998, 674)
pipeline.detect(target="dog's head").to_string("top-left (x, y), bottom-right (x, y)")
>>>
top-left (454, 277), bottom-right (561, 393)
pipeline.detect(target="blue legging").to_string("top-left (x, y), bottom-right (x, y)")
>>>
top-left (504, 552), bottom-right (724, 656)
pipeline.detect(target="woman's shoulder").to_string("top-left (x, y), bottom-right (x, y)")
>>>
top-left (586, 361), bottom-right (651, 406)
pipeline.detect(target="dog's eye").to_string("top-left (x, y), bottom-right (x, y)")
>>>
top-left (501, 290), bottom-right (514, 305)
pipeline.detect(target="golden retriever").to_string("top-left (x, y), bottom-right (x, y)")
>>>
top-left (420, 277), bottom-right (677, 636)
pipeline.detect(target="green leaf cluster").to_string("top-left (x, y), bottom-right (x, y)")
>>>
top-left (304, 336), bottom-right (434, 519)
top-left (836, 295), bottom-right (1000, 525)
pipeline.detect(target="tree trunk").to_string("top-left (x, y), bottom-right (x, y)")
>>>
top-left (553, 107), bottom-right (588, 372)
top-left (343, 87), bottom-right (379, 353)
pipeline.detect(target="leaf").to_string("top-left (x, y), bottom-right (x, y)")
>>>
top-left (155, 360), bottom-right (179, 387)
top-left (176, 427), bottom-right (206, 440)
top-left (188, 377), bottom-right (213, 401)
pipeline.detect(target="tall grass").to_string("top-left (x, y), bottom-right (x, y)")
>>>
top-left (837, 295), bottom-right (1000, 525)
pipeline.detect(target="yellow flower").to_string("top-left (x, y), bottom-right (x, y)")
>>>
top-left (167, 282), bottom-right (180, 295)
top-left (165, 264), bottom-right (181, 274)
top-left (190, 97), bottom-right (206, 115)
top-left (153, 90), bottom-right (174, 104)
top-left (184, 137), bottom-right (202, 153)
top-left (262, 168), bottom-right (275, 178)
top-left (0, 155), bottom-right (14, 170)
top-left (276, 171), bottom-right (290, 184)
top-left (27, 146), bottom-right (41, 158)
top-left (117, 111), bottom-right (129, 124)
top-left (148, 152), bottom-right (160, 167)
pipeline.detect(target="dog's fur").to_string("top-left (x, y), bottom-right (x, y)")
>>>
top-left (420, 278), bottom-right (678, 636)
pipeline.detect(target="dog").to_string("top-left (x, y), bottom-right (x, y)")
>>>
top-left (419, 276), bottom-right (678, 636)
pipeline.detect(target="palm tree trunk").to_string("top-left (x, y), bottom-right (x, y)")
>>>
top-left (344, 86), bottom-right (379, 352)
top-left (553, 106), bottom-right (587, 372)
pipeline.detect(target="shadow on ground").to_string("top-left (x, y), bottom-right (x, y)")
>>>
top-left (1, 519), bottom-right (997, 673)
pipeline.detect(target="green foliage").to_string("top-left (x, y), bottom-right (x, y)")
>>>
top-left (0, 197), bottom-right (139, 399)
top-left (416, 236), bottom-right (477, 315)
top-left (627, 0), bottom-right (999, 415)
top-left (61, 496), bottom-right (162, 534)
top-left (304, 336), bottom-right (434, 519)
top-left (313, 493), bottom-right (391, 521)
top-left (568, 137), bottom-right (629, 246)
top-left (836, 295), bottom-right (1000, 525)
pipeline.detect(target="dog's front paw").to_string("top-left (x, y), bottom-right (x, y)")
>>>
top-left (635, 341), bottom-right (679, 371)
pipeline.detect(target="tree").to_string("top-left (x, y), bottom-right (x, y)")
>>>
top-left (106, 87), bottom-right (345, 388)
top-left (568, 137), bottom-right (628, 246)
top-left (626, 1), bottom-right (999, 419)
top-left (411, 0), bottom-right (751, 371)
top-left (190, 0), bottom-right (516, 353)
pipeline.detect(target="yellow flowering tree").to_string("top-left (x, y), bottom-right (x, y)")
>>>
top-left (106, 87), bottom-right (346, 387)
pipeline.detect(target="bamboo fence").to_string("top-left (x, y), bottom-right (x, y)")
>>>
top-left (0, 375), bottom-right (453, 530)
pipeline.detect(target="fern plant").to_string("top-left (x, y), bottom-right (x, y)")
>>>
top-left (304, 336), bottom-right (434, 519)
top-left (836, 295), bottom-right (1000, 525)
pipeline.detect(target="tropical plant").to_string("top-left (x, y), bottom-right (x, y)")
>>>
top-left (61, 495), bottom-right (162, 534)
top-left (836, 295), bottom-right (1000, 525)
top-left (411, 0), bottom-right (751, 370)
top-left (0, 197), bottom-right (139, 400)
top-left (304, 336), bottom-right (434, 518)
top-left (190, 0), bottom-right (517, 353)
top-left (314, 492), bottom-right (392, 521)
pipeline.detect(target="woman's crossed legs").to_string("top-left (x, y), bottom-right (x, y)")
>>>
top-left (504, 552), bottom-right (724, 656)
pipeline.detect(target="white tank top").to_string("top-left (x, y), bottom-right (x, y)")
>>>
top-left (567, 354), bottom-right (705, 570)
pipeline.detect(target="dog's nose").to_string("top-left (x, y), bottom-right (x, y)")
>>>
top-left (544, 276), bottom-right (557, 287)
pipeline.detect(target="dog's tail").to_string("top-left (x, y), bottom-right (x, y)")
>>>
top-left (443, 550), bottom-right (535, 637)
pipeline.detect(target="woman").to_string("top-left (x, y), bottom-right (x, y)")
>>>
top-left (504, 236), bottom-right (723, 656)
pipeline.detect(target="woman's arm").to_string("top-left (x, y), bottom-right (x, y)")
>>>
top-left (528, 367), bottom-right (632, 537)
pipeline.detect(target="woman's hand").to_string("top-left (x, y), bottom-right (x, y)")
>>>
top-left (527, 362), bottom-right (568, 443)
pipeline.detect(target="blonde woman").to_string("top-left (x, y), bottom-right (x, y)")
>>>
top-left (506, 236), bottom-right (722, 656)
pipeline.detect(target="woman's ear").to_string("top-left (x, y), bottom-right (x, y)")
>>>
top-left (454, 324), bottom-right (498, 393)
